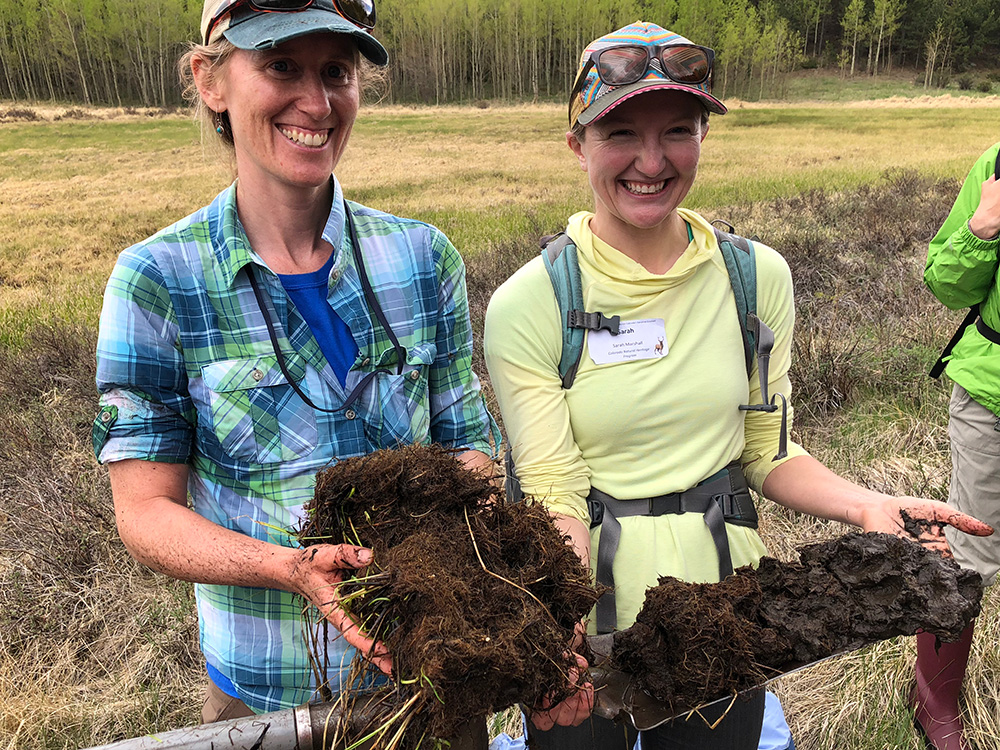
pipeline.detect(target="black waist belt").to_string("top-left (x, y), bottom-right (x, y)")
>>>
top-left (588, 461), bottom-right (758, 635)
top-left (931, 307), bottom-right (1000, 379)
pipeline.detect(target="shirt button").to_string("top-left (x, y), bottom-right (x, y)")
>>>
top-left (251, 369), bottom-right (264, 381)
top-left (331, 270), bottom-right (340, 281)
top-left (409, 370), bottom-right (420, 381)
top-left (345, 409), bottom-right (357, 420)
top-left (362, 357), bottom-right (371, 366)
top-left (100, 411), bottom-right (112, 423)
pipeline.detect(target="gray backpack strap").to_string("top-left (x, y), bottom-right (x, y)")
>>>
top-left (503, 445), bottom-right (523, 503)
top-left (541, 233), bottom-right (620, 389)
top-left (591, 489), bottom-right (622, 635)
top-left (713, 226), bottom-right (759, 379)
top-left (590, 462), bottom-right (752, 633)
top-left (714, 226), bottom-right (788, 460)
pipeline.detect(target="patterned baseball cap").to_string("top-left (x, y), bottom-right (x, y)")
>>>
top-left (569, 21), bottom-right (726, 128)
top-left (201, 0), bottom-right (388, 65)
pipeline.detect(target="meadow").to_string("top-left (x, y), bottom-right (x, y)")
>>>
top-left (1, 98), bottom-right (999, 749)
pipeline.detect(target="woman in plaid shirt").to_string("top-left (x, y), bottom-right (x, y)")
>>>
top-left (93, 0), bottom-right (496, 726)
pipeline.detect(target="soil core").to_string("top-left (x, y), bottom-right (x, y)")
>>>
top-left (299, 444), bottom-right (600, 743)
top-left (301, 446), bottom-right (982, 737)
top-left (610, 532), bottom-right (983, 714)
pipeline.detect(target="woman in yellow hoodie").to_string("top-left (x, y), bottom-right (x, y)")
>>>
top-left (484, 21), bottom-right (993, 750)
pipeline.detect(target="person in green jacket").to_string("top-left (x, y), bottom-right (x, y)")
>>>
top-left (917, 142), bottom-right (1000, 750)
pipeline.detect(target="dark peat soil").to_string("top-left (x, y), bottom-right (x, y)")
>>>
top-left (299, 444), bottom-right (600, 743)
top-left (611, 531), bottom-right (983, 714)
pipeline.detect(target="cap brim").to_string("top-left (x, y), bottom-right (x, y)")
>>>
top-left (223, 9), bottom-right (388, 66)
top-left (577, 79), bottom-right (727, 126)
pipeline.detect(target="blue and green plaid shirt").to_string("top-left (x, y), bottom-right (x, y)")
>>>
top-left (93, 178), bottom-right (498, 712)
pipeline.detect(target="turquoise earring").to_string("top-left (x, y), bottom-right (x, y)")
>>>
top-left (214, 110), bottom-right (227, 136)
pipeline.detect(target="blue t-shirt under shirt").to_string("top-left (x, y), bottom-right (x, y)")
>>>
top-left (277, 252), bottom-right (358, 387)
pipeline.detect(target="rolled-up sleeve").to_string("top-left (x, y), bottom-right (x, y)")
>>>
top-left (94, 247), bottom-right (194, 464)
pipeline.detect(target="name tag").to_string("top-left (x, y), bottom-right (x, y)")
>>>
top-left (588, 318), bottom-right (667, 365)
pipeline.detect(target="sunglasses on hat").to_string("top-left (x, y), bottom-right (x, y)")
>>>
top-left (205, 0), bottom-right (376, 44)
top-left (583, 43), bottom-right (714, 88)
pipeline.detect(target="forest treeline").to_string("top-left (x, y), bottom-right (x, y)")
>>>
top-left (1, 0), bottom-right (998, 107)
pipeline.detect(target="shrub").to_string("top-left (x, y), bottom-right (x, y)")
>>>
top-left (976, 80), bottom-right (993, 93)
top-left (703, 170), bottom-right (959, 420)
top-left (54, 108), bottom-right (91, 120)
top-left (0, 107), bottom-right (40, 121)
top-left (464, 221), bottom-right (544, 414)
top-left (957, 74), bottom-right (974, 90)
top-left (145, 105), bottom-right (181, 117)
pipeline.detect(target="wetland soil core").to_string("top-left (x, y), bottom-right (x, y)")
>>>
top-left (300, 444), bottom-right (600, 743)
top-left (611, 532), bottom-right (984, 715)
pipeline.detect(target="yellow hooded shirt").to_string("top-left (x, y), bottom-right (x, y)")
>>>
top-left (485, 208), bottom-right (808, 629)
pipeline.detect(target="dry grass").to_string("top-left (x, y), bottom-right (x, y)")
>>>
top-left (2, 105), bottom-right (999, 749)
top-left (0, 325), bottom-right (201, 749)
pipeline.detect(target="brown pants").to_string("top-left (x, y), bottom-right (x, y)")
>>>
top-left (202, 678), bottom-right (255, 724)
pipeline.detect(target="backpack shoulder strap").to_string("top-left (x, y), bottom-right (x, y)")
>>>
top-left (716, 226), bottom-right (788, 459)
top-left (541, 233), bottom-right (619, 389)
top-left (713, 227), bottom-right (758, 379)
top-left (541, 234), bottom-right (585, 389)
top-left (930, 305), bottom-right (980, 379)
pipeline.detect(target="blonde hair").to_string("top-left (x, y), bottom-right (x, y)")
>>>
top-left (178, 38), bottom-right (239, 150)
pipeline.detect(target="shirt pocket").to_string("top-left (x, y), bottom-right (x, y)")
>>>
top-left (365, 342), bottom-right (437, 449)
top-left (201, 355), bottom-right (318, 464)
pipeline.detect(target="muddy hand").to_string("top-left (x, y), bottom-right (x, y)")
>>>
top-left (869, 497), bottom-right (994, 558)
top-left (529, 653), bottom-right (594, 731)
top-left (289, 544), bottom-right (394, 677)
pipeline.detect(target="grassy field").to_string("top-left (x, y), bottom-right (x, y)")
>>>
top-left (1, 99), bottom-right (999, 749)
top-left (2, 99), bottom-right (998, 341)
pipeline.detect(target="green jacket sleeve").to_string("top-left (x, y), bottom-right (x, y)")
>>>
top-left (924, 144), bottom-right (1000, 310)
